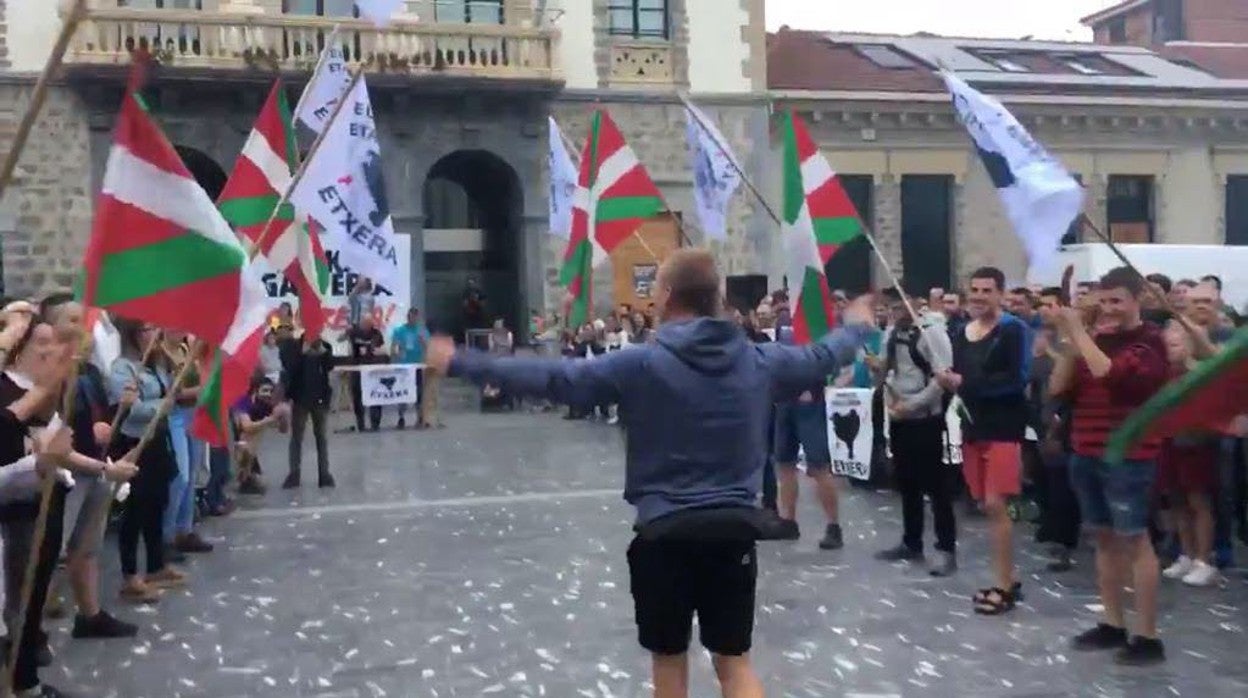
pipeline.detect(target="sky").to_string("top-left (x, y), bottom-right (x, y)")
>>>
top-left (765, 0), bottom-right (1127, 42)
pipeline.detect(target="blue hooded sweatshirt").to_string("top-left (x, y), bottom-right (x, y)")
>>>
top-left (450, 317), bottom-right (870, 525)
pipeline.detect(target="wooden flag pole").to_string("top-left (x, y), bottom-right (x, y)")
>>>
top-left (0, 0), bottom-right (88, 200)
top-left (248, 64), bottom-right (367, 260)
top-left (1077, 213), bottom-right (1218, 357)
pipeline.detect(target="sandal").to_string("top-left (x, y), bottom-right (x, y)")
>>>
top-left (974, 586), bottom-right (1018, 615)
top-left (973, 581), bottom-right (1023, 604)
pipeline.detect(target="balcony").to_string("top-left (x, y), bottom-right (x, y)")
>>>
top-left (63, 5), bottom-right (560, 86)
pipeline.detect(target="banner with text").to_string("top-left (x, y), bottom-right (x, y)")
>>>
top-left (825, 387), bottom-right (873, 481)
top-left (360, 364), bottom-right (421, 407)
top-left (258, 230), bottom-right (410, 355)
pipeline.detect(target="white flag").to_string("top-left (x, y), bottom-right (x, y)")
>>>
top-left (943, 72), bottom-right (1083, 280)
top-left (290, 77), bottom-right (400, 291)
top-left (548, 117), bottom-right (578, 239)
top-left (293, 34), bottom-right (352, 136)
top-left (685, 102), bottom-right (742, 241)
top-left (356, 0), bottom-right (404, 25)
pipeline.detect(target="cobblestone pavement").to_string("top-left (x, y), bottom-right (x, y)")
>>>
top-left (35, 410), bottom-right (1248, 697)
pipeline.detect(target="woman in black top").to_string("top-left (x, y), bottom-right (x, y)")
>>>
top-left (0, 312), bottom-right (73, 697)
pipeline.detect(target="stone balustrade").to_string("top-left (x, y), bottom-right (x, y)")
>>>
top-left (65, 5), bottom-right (560, 82)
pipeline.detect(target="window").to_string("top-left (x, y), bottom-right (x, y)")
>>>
top-left (1107, 17), bottom-right (1127, 43)
top-left (824, 175), bottom-right (873, 295)
top-left (433, 0), bottom-right (504, 24)
top-left (282, 0), bottom-right (355, 16)
top-left (855, 44), bottom-right (916, 69)
top-left (1062, 56), bottom-right (1102, 75)
top-left (1153, 0), bottom-right (1185, 43)
top-left (1225, 176), bottom-right (1248, 245)
top-left (1107, 175), bottom-right (1154, 243)
top-left (609, 0), bottom-right (669, 40)
top-left (900, 175), bottom-right (954, 295)
top-left (979, 52), bottom-right (1030, 73)
top-left (1062, 173), bottom-right (1085, 245)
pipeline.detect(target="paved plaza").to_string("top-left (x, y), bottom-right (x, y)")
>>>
top-left (35, 410), bottom-right (1248, 697)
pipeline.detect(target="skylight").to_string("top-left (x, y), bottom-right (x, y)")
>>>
top-left (855, 44), bottom-right (917, 69)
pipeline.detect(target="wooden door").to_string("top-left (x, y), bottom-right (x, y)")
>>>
top-left (612, 212), bottom-right (682, 311)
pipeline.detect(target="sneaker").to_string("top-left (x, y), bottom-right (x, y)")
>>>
top-left (119, 581), bottom-right (161, 605)
top-left (163, 545), bottom-right (188, 564)
top-left (281, 473), bottom-right (300, 490)
top-left (318, 474), bottom-right (336, 489)
top-left (818, 523), bottom-right (844, 550)
top-left (607, 415), bottom-right (620, 426)
top-left (147, 567), bottom-right (188, 589)
top-left (1181, 560), bottom-right (1219, 587)
top-left (1163, 555), bottom-right (1194, 580)
top-left (175, 532), bottom-right (214, 554)
top-left (929, 551), bottom-right (958, 577)
top-left (874, 544), bottom-right (924, 562)
top-left (776, 518), bottom-right (800, 541)
top-left (1047, 548), bottom-right (1075, 573)
top-left (72, 611), bottom-right (139, 639)
top-left (1071, 623), bottom-right (1128, 651)
top-left (1114, 636), bottom-right (1166, 666)
top-left (208, 499), bottom-right (236, 517)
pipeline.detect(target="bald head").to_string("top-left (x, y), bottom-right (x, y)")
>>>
top-left (656, 248), bottom-right (721, 320)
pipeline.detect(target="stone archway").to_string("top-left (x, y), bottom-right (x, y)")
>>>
top-left (174, 145), bottom-right (228, 201)
top-left (421, 150), bottom-right (523, 340)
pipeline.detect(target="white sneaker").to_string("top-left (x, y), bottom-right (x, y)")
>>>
top-left (1163, 555), bottom-right (1194, 579)
top-left (1182, 560), bottom-right (1219, 587)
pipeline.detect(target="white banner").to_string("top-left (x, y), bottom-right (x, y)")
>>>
top-left (825, 387), bottom-right (873, 481)
top-left (258, 230), bottom-right (410, 356)
top-left (360, 364), bottom-right (420, 407)
top-left (943, 71), bottom-right (1083, 281)
top-left (291, 77), bottom-right (400, 292)
top-left (548, 116), bottom-right (578, 239)
top-left (293, 34), bottom-right (352, 136)
top-left (685, 102), bottom-right (741, 241)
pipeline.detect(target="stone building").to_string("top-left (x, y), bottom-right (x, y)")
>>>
top-left (0, 0), bottom-right (770, 332)
top-left (767, 29), bottom-right (1248, 293)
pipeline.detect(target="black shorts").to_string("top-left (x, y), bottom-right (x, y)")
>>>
top-left (626, 536), bottom-right (757, 656)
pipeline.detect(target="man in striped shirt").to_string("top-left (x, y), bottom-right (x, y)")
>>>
top-left (1049, 267), bottom-right (1169, 666)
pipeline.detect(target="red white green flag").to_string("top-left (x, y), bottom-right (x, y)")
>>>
top-left (577, 110), bottom-right (666, 266)
top-left (560, 110), bottom-right (665, 326)
top-left (779, 110), bottom-right (855, 344)
top-left (1106, 327), bottom-right (1248, 464)
top-left (218, 79), bottom-right (329, 341)
top-left (81, 78), bottom-right (269, 354)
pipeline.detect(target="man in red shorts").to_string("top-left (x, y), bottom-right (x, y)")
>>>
top-left (1049, 267), bottom-right (1169, 665)
top-left (937, 266), bottom-right (1031, 615)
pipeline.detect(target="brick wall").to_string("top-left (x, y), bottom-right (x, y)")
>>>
top-left (1186, 0), bottom-right (1248, 43)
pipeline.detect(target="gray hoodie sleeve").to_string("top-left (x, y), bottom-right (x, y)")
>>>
top-left (897, 326), bottom-right (952, 414)
top-left (448, 349), bottom-right (636, 408)
top-left (760, 324), bottom-right (872, 401)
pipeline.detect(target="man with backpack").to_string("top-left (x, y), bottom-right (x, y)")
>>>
top-left (872, 289), bottom-right (957, 576)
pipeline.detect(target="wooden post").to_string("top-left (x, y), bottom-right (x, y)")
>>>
top-left (0, 0), bottom-right (89, 200)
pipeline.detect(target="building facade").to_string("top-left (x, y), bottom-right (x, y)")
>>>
top-left (0, 0), bottom-right (770, 332)
top-left (768, 29), bottom-right (1248, 292)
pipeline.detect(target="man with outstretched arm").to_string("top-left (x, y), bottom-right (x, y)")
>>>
top-left (425, 249), bottom-right (873, 698)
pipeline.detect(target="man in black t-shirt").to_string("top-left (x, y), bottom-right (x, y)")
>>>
top-left (343, 314), bottom-right (385, 432)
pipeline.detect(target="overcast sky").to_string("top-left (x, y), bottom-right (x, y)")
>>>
top-left (765, 0), bottom-right (1128, 42)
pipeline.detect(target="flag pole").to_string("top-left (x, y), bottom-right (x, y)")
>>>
top-left (249, 64), bottom-right (366, 259)
top-left (290, 24), bottom-right (342, 121)
top-left (0, 0), bottom-right (88, 200)
top-left (683, 97), bottom-right (917, 322)
top-left (1077, 213), bottom-right (1217, 357)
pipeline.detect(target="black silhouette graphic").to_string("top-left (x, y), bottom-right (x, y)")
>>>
top-left (830, 410), bottom-right (861, 460)
top-left (976, 145), bottom-right (1015, 189)
top-left (363, 149), bottom-right (389, 228)
top-left (379, 376), bottom-right (397, 392)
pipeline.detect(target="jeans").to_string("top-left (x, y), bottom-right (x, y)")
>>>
top-left (1, 489), bottom-right (65, 691)
top-left (1040, 450), bottom-right (1081, 549)
top-left (890, 417), bottom-right (957, 553)
top-left (289, 402), bottom-right (331, 480)
top-left (1069, 454), bottom-right (1156, 536)
top-left (163, 406), bottom-right (202, 541)
top-left (205, 446), bottom-right (232, 513)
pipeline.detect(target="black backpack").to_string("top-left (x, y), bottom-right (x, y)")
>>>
top-left (884, 325), bottom-right (953, 414)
